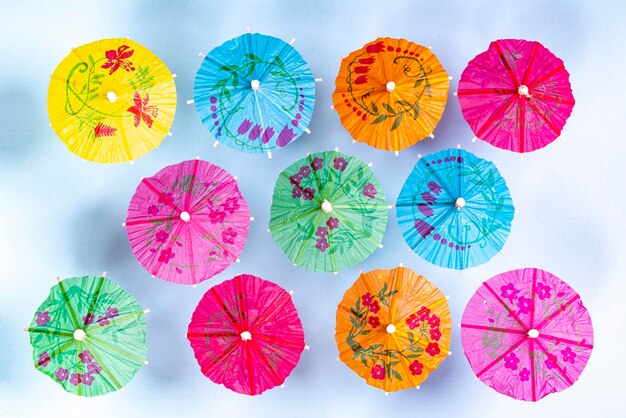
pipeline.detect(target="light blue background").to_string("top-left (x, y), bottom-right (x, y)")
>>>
top-left (1, 1), bottom-right (625, 416)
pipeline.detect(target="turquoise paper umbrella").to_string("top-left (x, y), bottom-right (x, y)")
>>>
top-left (396, 148), bottom-right (514, 269)
top-left (194, 32), bottom-right (316, 154)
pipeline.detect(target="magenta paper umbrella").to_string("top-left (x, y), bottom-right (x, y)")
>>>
top-left (125, 159), bottom-right (250, 285)
top-left (461, 268), bottom-right (593, 401)
top-left (458, 39), bottom-right (574, 153)
top-left (187, 274), bottom-right (306, 395)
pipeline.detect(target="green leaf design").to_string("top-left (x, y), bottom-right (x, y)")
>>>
top-left (382, 103), bottom-right (396, 114)
top-left (391, 114), bottom-right (403, 131)
top-left (371, 114), bottom-right (389, 124)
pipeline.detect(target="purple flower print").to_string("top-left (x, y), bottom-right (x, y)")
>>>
top-left (418, 203), bottom-right (434, 218)
top-left (409, 360), bottom-right (424, 376)
top-left (363, 183), bottom-right (377, 199)
top-left (421, 191), bottom-right (436, 203)
top-left (289, 174), bottom-right (302, 185)
top-left (82, 372), bottom-right (94, 386)
top-left (222, 197), bottom-right (240, 214)
top-left (315, 226), bottom-right (328, 238)
top-left (302, 187), bottom-right (315, 201)
top-left (428, 181), bottom-right (442, 195)
top-left (326, 217), bottom-right (339, 230)
top-left (209, 210), bottom-right (226, 224)
top-left (261, 127), bottom-right (275, 144)
top-left (299, 165), bottom-right (311, 178)
top-left (561, 347), bottom-right (576, 364)
top-left (105, 307), bottom-right (119, 318)
top-left (155, 230), bottom-right (169, 243)
top-left (361, 293), bottom-right (372, 306)
top-left (292, 185), bottom-right (303, 198)
top-left (310, 157), bottom-right (323, 171)
top-left (500, 283), bottom-right (520, 303)
top-left (38, 352), bottom-right (51, 367)
top-left (536, 282), bottom-right (551, 300)
top-left (55, 367), bottom-right (69, 381)
top-left (414, 219), bottom-right (434, 239)
top-left (69, 373), bottom-right (82, 386)
top-left (83, 313), bottom-right (95, 325)
top-left (333, 157), bottom-right (347, 171)
top-left (504, 352), bottom-right (520, 370)
top-left (97, 316), bottom-right (110, 326)
top-left (369, 300), bottom-right (380, 314)
top-left (87, 362), bottom-right (102, 374)
top-left (36, 311), bottom-right (50, 326)
top-left (430, 328), bottom-right (442, 341)
top-left (426, 342), bottom-right (441, 357)
top-left (316, 238), bottom-right (329, 252)
top-left (222, 227), bottom-right (237, 244)
top-left (371, 364), bottom-right (385, 380)
top-left (248, 124), bottom-right (262, 140)
top-left (147, 205), bottom-right (159, 216)
top-left (517, 296), bottom-right (532, 315)
top-left (158, 247), bottom-right (175, 264)
top-left (237, 119), bottom-right (253, 135)
top-left (519, 367), bottom-right (530, 381)
top-left (79, 350), bottom-right (94, 364)
top-left (276, 125), bottom-right (297, 147)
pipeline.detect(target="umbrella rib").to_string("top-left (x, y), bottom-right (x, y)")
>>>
top-left (269, 206), bottom-right (319, 231)
top-left (529, 339), bottom-right (537, 401)
top-left (528, 65), bottom-right (566, 89)
top-left (81, 339), bottom-right (124, 390)
top-left (26, 328), bottom-right (74, 337)
top-left (32, 339), bottom-right (75, 369)
top-left (531, 92), bottom-right (575, 106)
top-left (475, 94), bottom-right (517, 138)
top-left (210, 287), bottom-right (242, 332)
top-left (530, 268), bottom-right (538, 329)
top-left (184, 158), bottom-right (201, 209)
top-left (537, 333), bottom-right (593, 349)
top-left (198, 340), bottom-right (241, 375)
top-left (142, 178), bottom-right (182, 213)
top-left (86, 334), bottom-right (146, 364)
top-left (244, 340), bottom-right (256, 395)
top-left (521, 41), bottom-right (540, 86)
top-left (249, 293), bottom-right (291, 333)
top-left (518, 98), bottom-right (525, 153)
top-left (187, 332), bottom-right (237, 338)
top-left (493, 41), bottom-right (520, 87)
top-left (457, 88), bottom-right (516, 96)
top-left (125, 216), bottom-right (176, 226)
top-left (84, 275), bottom-right (106, 333)
top-left (57, 279), bottom-right (81, 330)
top-left (88, 310), bottom-right (144, 336)
top-left (482, 282), bottom-right (528, 330)
top-left (526, 99), bottom-right (562, 136)
top-left (253, 334), bottom-right (304, 349)
top-left (533, 294), bottom-right (580, 330)
top-left (534, 338), bottom-right (574, 385)
top-left (248, 340), bottom-right (284, 387)
top-left (460, 324), bottom-right (527, 334)
top-left (476, 335), bottom-right (527, 378)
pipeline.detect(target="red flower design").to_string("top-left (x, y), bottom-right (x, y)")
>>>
top-left (369, 300), bottom-right (380, 314)
top-left (127, 92), bottom-right (158, 128)
top-left (406, 314), bottom-right (420, 330)
top-left (425, 342), bottom-right (441, 357)
top-left (94, 122), bottom-right (117, 138)
top-left (371, 364), bottom-right (385, 380)
top-left (354, 66), bottom-right (370, 74)
top-left (409, 360), bottom-right (423, 375)
top-left (368, 315), bottom-right (380, 328)
top-left (428, 314), bottom-right (440, 329)
top-left (430, 328), bottom-right (442, 341)
top-left (361, 293), bottom-right (373, 306)
top-left (366, 41), bottom-right (385, 53)
top-left (354, 75), bottom-right (368, 85)
top-left (101, 45), bottom-right (135, 75)
top-left (417, 306), bottom-right (431, 321)
top-left (359, 57), bottom-right (375, 65)
top-left (326, 217), bottom-right (339, 230)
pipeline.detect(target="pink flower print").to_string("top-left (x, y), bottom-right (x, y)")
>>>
top-left (406, 314), bottom-right (420, 330)
top-left (326, 217), bottom-right (339, 230)
top-left (158, 247), bottom-right (175, 264)
top-left (97, 316), bottom-right (110, 326)
top-left (105, 307), bottom-right (119, 318)
top-left (363, 183), bottom-right (377, 199)
top-left (426, 342), bottom-right (441, 357)
top-left (504, 352), bottom-right (520, 370)
top-left (38, 352), bottom-right (51, 367)
top-left (101, 45), bottom-right (135, 75)
top-left (428, 314), bottom-right (440, 329)
top-left (299, 165), bottom-right (311, 178)
top-left (354, 75), bottom-right (368, 85)
top-left (222, 197), bottom-right (240, 214)
top-left (500, 283), bottom-right (520, 303)
top-left (371, 364), bottom-right (385, 380)
top-left (366, 41), bottom-right (385, 53)
top-left (69, 373), bottom-right (82, 386)
top-left (417, 306), bottom-right (430, 321)
top-left (316, 238), bottom-right (329, 252)
top-left (333, 157), bottom-right (347, 171)
top-left (261, 127), bottom-right (275, 144)
top-left (409, 360), bottom-right (423, 376)
top-left (237, 119), bottom-right (253, 135)
top-left (276, 125), bottom-right (297, 147)
top-left (55, 367), bottom-right (69, 381)
top-left (292, 185), bottom-right (303, 198)
top-left (519, 367), bottom-right (530, 382)
top-left (418, 203), bottom-right (434, 218)
top-left (127, 92), bottom-right (158, 128)
top-left (79, 350), bottom-right (94, 364)
top-left (310, 157), bottom-right (323, 170)
top-left (82, 372), bottom-right (94, 386)
top-left (248, 124), bottom-right (263, 140)
top-left (517, 296), bottom-right (532, 315)
top-left (561, 347), bottom-right (576, 364)
top-left (536, 282), bottom-right (552, 300)
top-left (36, 311), bottom-right (50, 326)
top-left (289, 174), bottom-right (302, 185)
top-left (361, 293), bottom-right (373, 307)
top-left (83, 313), bottom-right (95, 325)
top-left (87, 362), bottom-right (102, 374)
top-left (545, 354), bottom-right (557, 370)
top-left (155, 230), bottom-right (169, 243)
top-left (430, 328), bottom-right (442, 341)
top-left (428, 181), bottom-right (442, 195)
top-left (369, 300), bottom-right (380, 314)
top-left (147, 205), bottom-right (159, 216)
top-left (302, 187), bottom-right (315, 201)
top-left (368, 315), bottom-right (380, 328)
top-left (209, 210), bottom-right (226, 224)
top-left (222, 227), bottom-right (237, 244)
top-left (315, 226), bottom-right (328, 238)
top-left (415, 219), bottom-right (434, 239)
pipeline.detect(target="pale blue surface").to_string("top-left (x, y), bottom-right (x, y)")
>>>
top-left (1, 1), bottom-right (625, 417)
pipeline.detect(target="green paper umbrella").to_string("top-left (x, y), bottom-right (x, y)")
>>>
top-left (269, 151), bottom-right (388, 272)
top-left (27, 275), bottom-right (148, 396)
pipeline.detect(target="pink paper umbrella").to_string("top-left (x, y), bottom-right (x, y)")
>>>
top-left (125, 159), bottom-right (250, 285)
top-left (187, 274), bottom-right (306, 395)
top-left (458, 39), bottom-right (575, 153)
top-left (461, 268), bottom-right (593, 401)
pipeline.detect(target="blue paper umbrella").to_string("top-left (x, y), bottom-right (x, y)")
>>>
top-left (194, 33), bottom-right (316, 154)
top-left (396, 148), bottom-right (514, 269)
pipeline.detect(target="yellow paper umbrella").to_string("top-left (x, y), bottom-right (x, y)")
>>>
top-left (336, 266), bottom-right (451, 392)
top-left (333, 38), bottom-right (449, 152)
top-left (48, 38), bottom-right (176, 163)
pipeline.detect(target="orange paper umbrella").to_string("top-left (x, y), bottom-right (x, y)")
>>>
top-left (333, 38), bottom-right (449, 152)
top-left (335, 266), bottom-right (451, 392)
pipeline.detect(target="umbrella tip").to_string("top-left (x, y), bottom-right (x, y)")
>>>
top-left (56, 277), bottom-right (61, 283)
top-left (186, 99), bottom-right (195, 105)
top-left (195, 155), bottom-right (200, 159)
top-left (233, 176), bottom-right (238, 180)
top-left (453, 92), bottom-right (458, 96)
top-left (448, 351), bottom-right (452, 356)
top-left (352, 139), bottom-right (356, 144)
top-left (333, 272), bottom-right (338, 275)
top-left (384, 392), bottom-right (389, 396)
top-left (235, 258), bottom-right (241, 263)
top-left (121, 222), bottom-right (126, 227)
top-left (172, 74), bottom-right (177, 79)
top-left (198, 52), bottom-right (205, 59)
top-left (102, 271), bottom-right (107, 278)
top-left (167, 131), bottom-right (172, 136)
top-left (151, 275), bottom-right (155, 279)
top-left (399, 262), bottom-right (404, 267)
top-left (289, 38), bottom-right (296, 45)
top-left (416, 386), bottom-right (420, 390)
top-left (417, 153), bottom-right (423, 160)
top-left (289, 290), bottom-right (294, 295)
top-left (448, 76), bottom-right (453, 80)
top-left (334, 146), bottom-right (339, 152)
top-left (213, 140), bottom-right (219, 148)
top-left (250, 216), bottom-right (255, 221)
top-left (267, 228), bottom-right (271, 233)
top-left (267, 152), bottom-right (272, 159)
top-left (446, 295), bottom-right (450, 300)
top-left (140, 176), bottom-right (144, 181)
top-left (457, 144), bottom-right (461, 149)
top-left (378, 244), bottom-right (384, 249)
top-left (429, 133), bottom-right (435, 139)
top-left (458, 323), bottom-right (461, 328)
top-left (314, 78), bottom-right (323, 82)
top-left (192, 284), bottom-right (197, 288)
top-left (330, 105), bottom-right (334, 110)
top-left (143, 309), bottom-right (150, 314)
top-left (246, 26), bottom-right (251, 33)
top-left (305, 128), bottom-right (311, 134)
top-left (129, 161), bottom-right (134, 166)
top-left (280, 384), bottom-right (285, 388)
top-left (336, 357), bottom-right (340, 361)
top-left (144, 360), bottom-right (149, 365)
top-left (304, 345), bottom-right (310, 350)
top-left (368, 162), bottom-right (373, 167)
top-left (387, 204), bottom-right (393, 209)
top-left (394, 151), bottom-right (399, 156)
top-left (24, 327), bottom-right (28, 332)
